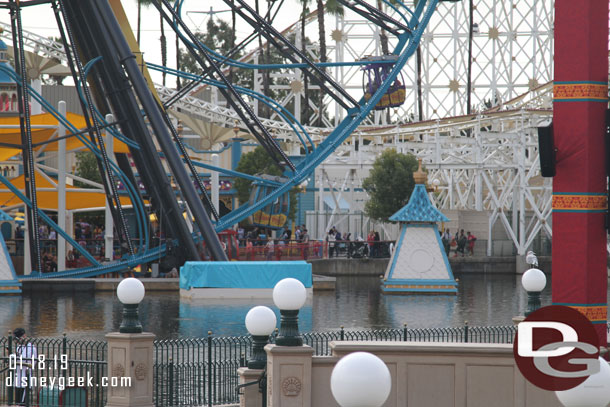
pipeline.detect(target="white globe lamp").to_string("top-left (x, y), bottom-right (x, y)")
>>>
top-left (556, 357), bottom-right (610, 407)
top-left (245, 306), bottom-right (277, 369)
top-left (331, 352), bottom-right (392, 407)
top-left (273, 278), bottom-right (307, 346)
top-left (116, 277), bottom-right (145, 333)
top-left (521, 268), bottom-right (546, 316)
top-left (273, 278), bottom-right (307, 310)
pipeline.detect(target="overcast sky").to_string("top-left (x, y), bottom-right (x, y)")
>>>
top-left (0, 1), bottom-right (298, 86)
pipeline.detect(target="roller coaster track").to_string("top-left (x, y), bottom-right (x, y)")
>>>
top-left (4, 0), bottom-right (441, 278)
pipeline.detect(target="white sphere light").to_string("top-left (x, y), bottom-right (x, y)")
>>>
top-left (331, 352), bottom-right (391, 407)
top-left (245, 306), bottom-right (277, 336)
top-left (116, 278), bottom-right (145, 304)
top-left (521, 268), bottom-right (546, 292)
top-left (556, 358), bottom-right (610, 407)
top-left (273, 278), bottom-right (307, 310)
top-left (432, 178), bottom-right (440, 187)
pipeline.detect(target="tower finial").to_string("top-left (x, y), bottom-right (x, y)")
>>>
top-left (413, 158), bottom-right (427, 185)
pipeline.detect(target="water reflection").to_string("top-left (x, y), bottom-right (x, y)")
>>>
top-left (0, 274), bottom-right (603, 340)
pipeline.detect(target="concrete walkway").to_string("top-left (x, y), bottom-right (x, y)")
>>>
top-left (21, 275), bottom-right (336, 292)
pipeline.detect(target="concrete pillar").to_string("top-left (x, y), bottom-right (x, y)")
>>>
top-left (237, 367), bottom-right (264, 407)
top-left (31, 79), bottom-right (42, 115)
top-left (105, 332), bottom-right (155, 407)
top-left (265, 344), bottom-right (314, 407)
top-left (515, 254), bottom-right (528, 275)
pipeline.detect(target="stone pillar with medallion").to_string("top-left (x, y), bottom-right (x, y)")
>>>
top-left (265, 344), bottom-right (314, 407)
top-left (105, 332), bottom-right (156, 407)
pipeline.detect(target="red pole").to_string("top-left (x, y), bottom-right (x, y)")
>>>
top-left (552, 0), bottom-right (609, 345)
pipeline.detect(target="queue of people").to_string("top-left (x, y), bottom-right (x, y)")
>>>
top-left (441, 228), bottom-right (477, 257)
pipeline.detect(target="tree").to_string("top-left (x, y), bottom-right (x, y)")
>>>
top-left (235, 146), bottom-right (297, 222)
top-left (362, 149), bottom-right (419, 221)
top-left (179, 20), bottom-right (242, 76)
top-left (316, 0), bottom-right (343, 125)
top-left (74, 151), bottom-right (103, 187)
top-left (377, 0), bottom-right (390, 55)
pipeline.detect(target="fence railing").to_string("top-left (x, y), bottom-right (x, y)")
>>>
top-left (1, 323), bottom-right (607, 406)
top-left (0, 335), bottom-right (107, 407)
top-left (231, 239), bottom-right (394, 261)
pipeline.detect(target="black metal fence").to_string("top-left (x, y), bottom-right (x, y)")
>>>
top-left (1, 323), bottom-right (607, 406)
top-left (0, 335), bottom-right (107, 407)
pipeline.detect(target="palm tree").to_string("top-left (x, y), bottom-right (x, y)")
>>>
top-left (377, 0), bottom-right (390, 54)
top-left (315, 0), bottom-right (343, 125)
top-left (414, 0), bottom-right (423, 120)
top-left (255, 0), bottom-right (271, 117)
top-left (140, 0), bottom-right (168, 86)
top-left (298, 0), bottom-right (311, 124)
top-left (317, 0), bottom-right (343, 69)
top-left (137, 0), bottom-right (142, 45)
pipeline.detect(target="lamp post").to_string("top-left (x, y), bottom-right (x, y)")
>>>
top-left (555, 357), bottom-right (610, 407)
top-left (273, 278), bottom-right (307, 346)
top-left (116, 277), bottom-right (145, 333)
top-left (245, 306), bottom-right (277, 369)
top-left (330, 352), bottom-right (392, 407)
top-left (521, 267), bottom-right (546, 316)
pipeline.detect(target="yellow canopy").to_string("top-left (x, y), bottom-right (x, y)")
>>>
top-left (0, 113), bottom-right (131, 161)
top-left (0, 172), bottom-right (133, 211)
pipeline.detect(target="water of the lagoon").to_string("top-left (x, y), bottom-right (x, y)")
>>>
top-left (0, 274), bottom-right (604, 340)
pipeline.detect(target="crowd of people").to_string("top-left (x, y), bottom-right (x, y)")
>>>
top-left (13, 220), bottom-right (480, 272)
top-left (441, 228), bottom-right (477, 257)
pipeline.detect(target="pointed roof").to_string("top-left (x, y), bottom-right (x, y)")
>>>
top-left (389, 184), bottom-right (449, 222)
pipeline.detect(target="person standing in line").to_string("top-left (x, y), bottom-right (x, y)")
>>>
top-left (467, 231), bottom-right (477, 256)
top-left (301, 228), bottom-right (310, 260)
top-left (327, 229), bottom-right (336, 258)
top-left (12, 328), bottom-right (37, 407)
top-left (280, 226), bottom-right (291, 244)
top-left (265, 238), bottom-right (274, 260)
top-left (455, 229), bottom-right (467, 257)
top-left (367, 231), bottom-right (375, 257)
top-left (373, 231), bottom-right (380, 258)
top-left (245, 239), bottom-right (254, 261)
top-left (335, 230), bottom-right (343, 256)
top-left (442, 228), bottom-right (451, 255)
top-left (237, 226), bottom-right (245, 246)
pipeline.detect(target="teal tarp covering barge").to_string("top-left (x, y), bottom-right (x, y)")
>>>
top-left (180, 261), bottom-right (312, 290)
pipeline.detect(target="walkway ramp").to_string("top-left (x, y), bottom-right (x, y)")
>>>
top-left (0, 231), bottom-right (21, 294)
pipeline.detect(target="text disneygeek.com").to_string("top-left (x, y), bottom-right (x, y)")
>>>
top-left (5, 374), bottom-right (132, 389)
top-left (4, 353), bottom-right (131, 389)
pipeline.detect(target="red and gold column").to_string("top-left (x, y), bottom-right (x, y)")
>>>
top-left (552, 0), bottom-right (609, 345)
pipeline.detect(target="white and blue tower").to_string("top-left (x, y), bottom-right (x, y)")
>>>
top-left (382, 161), bottom-right (457, 294)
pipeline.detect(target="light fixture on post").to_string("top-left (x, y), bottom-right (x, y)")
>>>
top-left (521, 267), bottom-right (546, 316)
top-left (116, 277), bottom-right (145, 333)
top-left (427, 177), bottom-right (441, 193)
top-left (273, 278), bottom-right (307, 346)
top-left (330, 352), bottom-right (391, 407)
top-left (245, 306), bottom-right (277, 369)
top-left (555, 357), bottom-right (610, 407)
